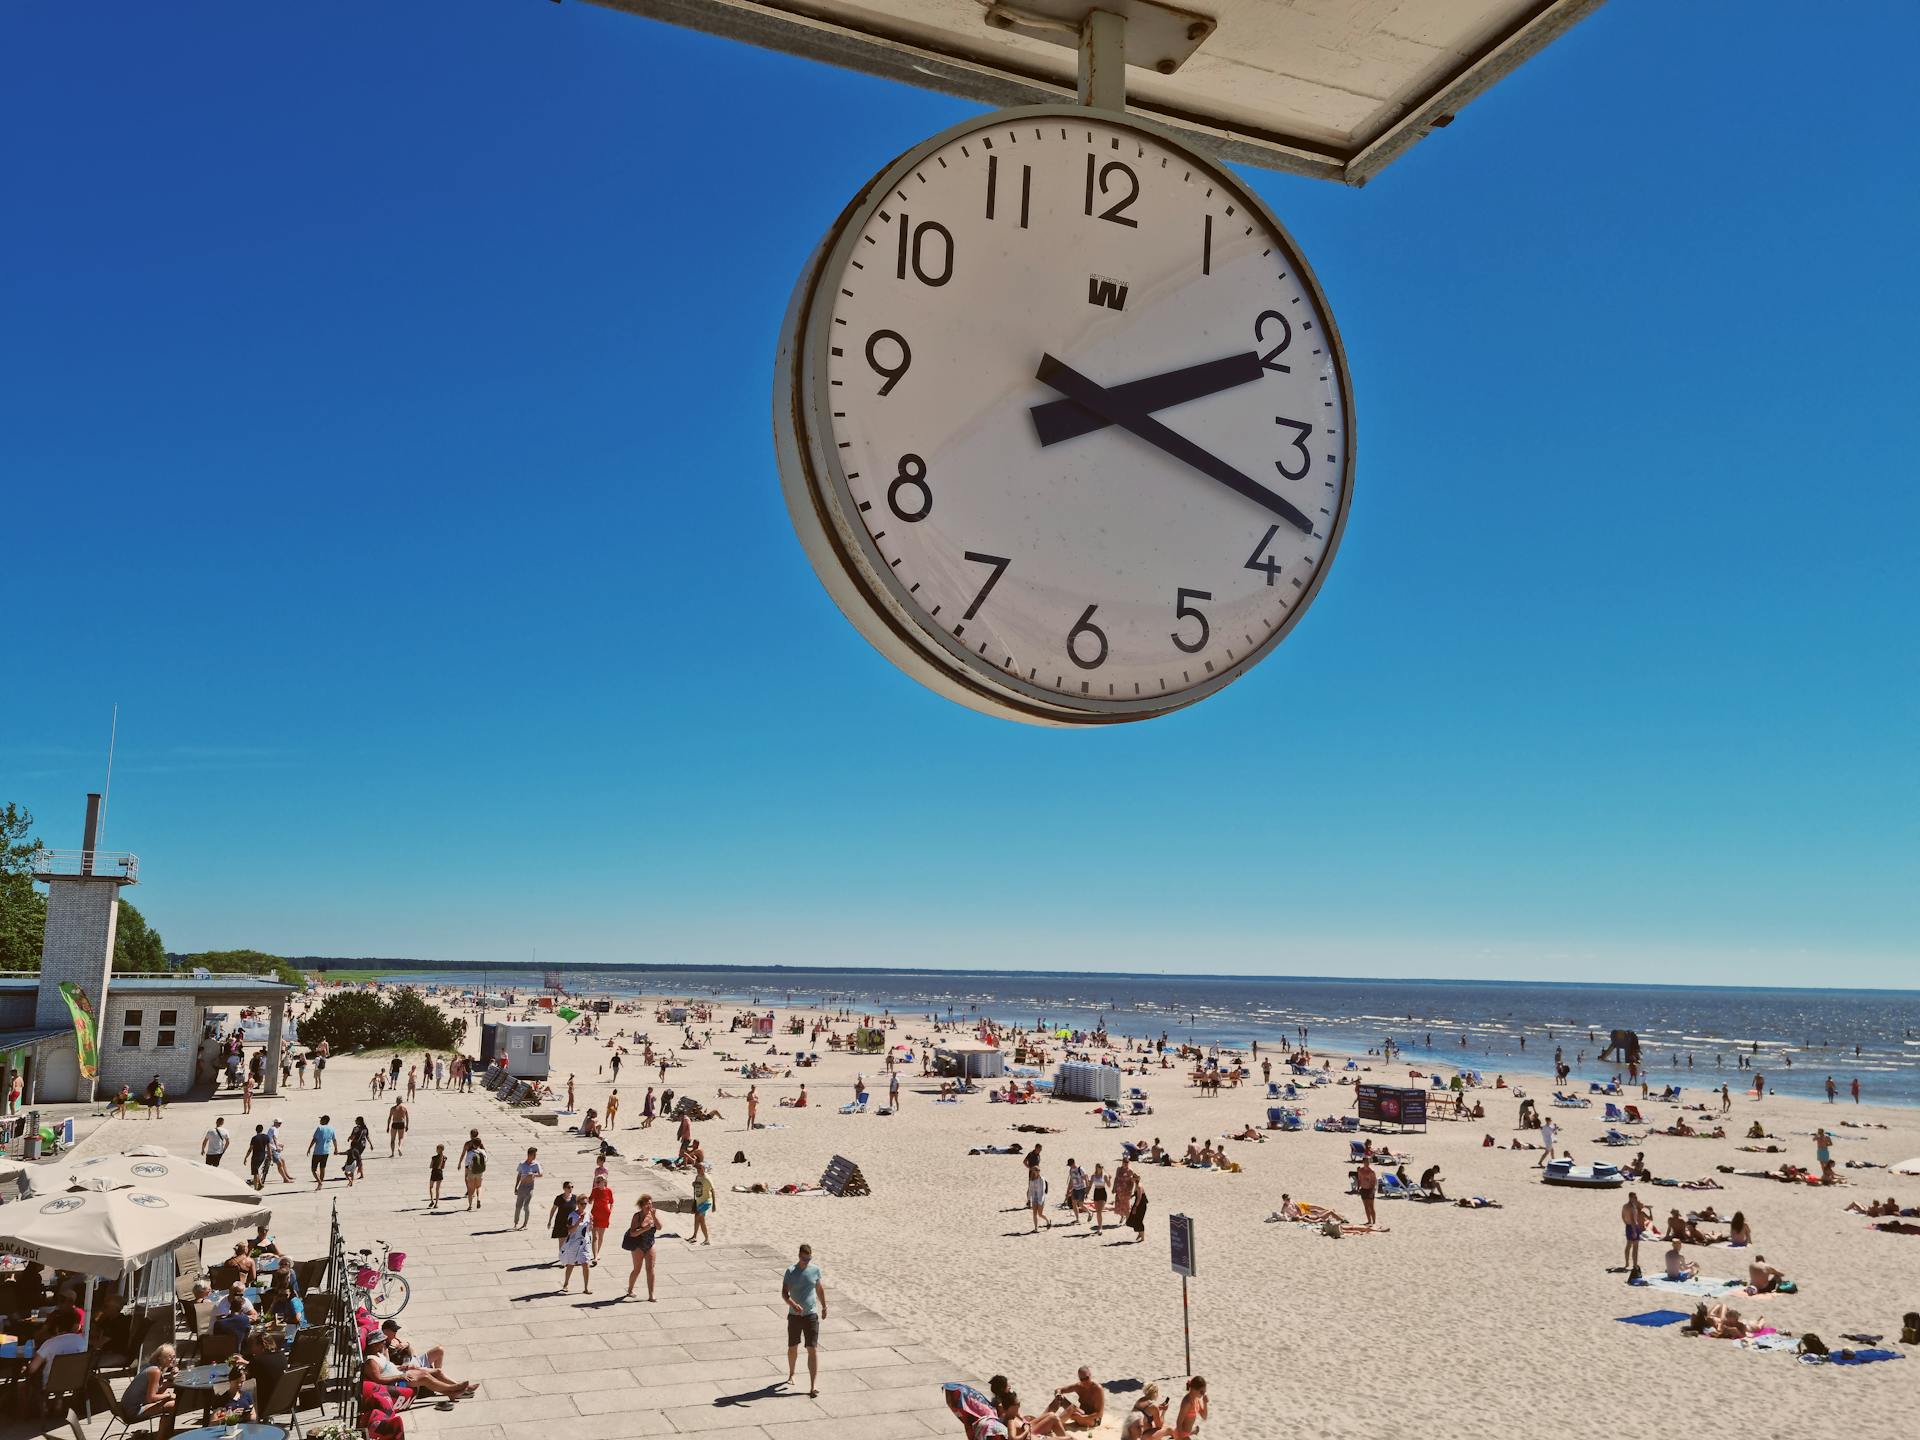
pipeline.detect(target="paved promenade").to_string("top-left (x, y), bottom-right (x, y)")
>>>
top-left (53, 1046), bottom-right (970, 1440)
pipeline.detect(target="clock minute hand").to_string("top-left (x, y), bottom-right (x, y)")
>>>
top-left (1030, 351), bottom-right (1264, 448)
top-left (1035, 354), bottom-right (1314, 536)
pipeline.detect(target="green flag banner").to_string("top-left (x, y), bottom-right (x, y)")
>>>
top-left (556, 1007), bottom-right (580, 1022)
top-left (58, 981), bottom-right (100, 1078)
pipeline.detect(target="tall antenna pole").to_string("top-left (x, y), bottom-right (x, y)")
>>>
top-left (100, 704), bottom-right (119, 846)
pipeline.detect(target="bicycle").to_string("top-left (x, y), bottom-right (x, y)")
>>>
top-left (348, 1241), bottom-right (411, 1319)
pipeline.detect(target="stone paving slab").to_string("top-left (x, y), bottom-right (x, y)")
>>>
top-left (37, 1047), bottom-right (971, 1440)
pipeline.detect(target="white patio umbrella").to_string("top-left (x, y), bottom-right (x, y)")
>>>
top-left (28, 1147), bottom-right (263, 1205)
top-left (0, 1180), bottom-right (262, 1274)
top-left (1892, 1156), bottom-right (1920, 1176)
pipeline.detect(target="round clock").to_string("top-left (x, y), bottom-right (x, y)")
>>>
top-left (774, 104), bottom-right (1355, 725)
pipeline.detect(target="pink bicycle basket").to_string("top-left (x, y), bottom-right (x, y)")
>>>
top-left (355, 1266), bottom-right (378, 1289)
top-left (387, 1251), bottom-right (406, 1272)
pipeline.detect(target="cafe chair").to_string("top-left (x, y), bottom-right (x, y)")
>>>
top-left (257, 1363), bottom-right (311, 1439)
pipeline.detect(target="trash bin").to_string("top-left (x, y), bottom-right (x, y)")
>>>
top-left (23, 1109), bottom-right (41, 1160)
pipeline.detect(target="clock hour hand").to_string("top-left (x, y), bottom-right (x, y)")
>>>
top-left (1035, 354), bottom-right (1314, 536)
top-left (1030, 351), bottom-right (1264, 447)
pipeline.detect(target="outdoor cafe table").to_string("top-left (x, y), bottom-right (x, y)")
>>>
top-left (174, 1426), bottom-right (286, 1440)
top-left (174, 1362), bottom-right (232, 1392)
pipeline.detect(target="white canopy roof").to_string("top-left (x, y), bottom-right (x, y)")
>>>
top-left (29, 1147), bottom-right (264, 1206)
top-left (1891, 1156), bottom-right (1920, 1176)
top-left (0, 1183), bottom-right (263, 1276)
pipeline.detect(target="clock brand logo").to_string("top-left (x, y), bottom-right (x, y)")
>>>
top-left (1086, 274), bottom-right (1129, 312)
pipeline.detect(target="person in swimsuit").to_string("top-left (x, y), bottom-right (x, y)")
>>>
top-left (387, 1098), bottom-right (408, 1157)
top-left (1172, 1375), bottom-right (1207, 1437)
top-left (1089, 1164), bottom-right (1109, 1233)
top-left (428, 1145), bottom-right (446, 1209)
top-left (1622, 1191), bottom-right (1651, 1273)
top-left (623, 1195), bottom-right (660, 1300)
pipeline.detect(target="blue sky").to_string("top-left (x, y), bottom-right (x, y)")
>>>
top-left (4, 3), bottom-right (1914, 986)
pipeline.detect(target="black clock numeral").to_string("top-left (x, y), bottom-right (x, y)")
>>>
top-left (1254, 310), bottom-right (1292, 374)
top-left (886, 454), bottom-right (932, 523)
top-left (865, 330), bottom-right (911, 396)
top-left (1171, 588), bottom-right (1212, 654)
top-left (1274, 417), bottom-right (1313, 480)
top-left (894, 214), bottom-right (954, 287)
top-left (1244, 525), bottom-right (1284, 586)
top-left (961, 551), bottom-right (1011, 620)
top-left (1083, 156), bottom-right (1140, 228)
top-left (985, 155), bottom-right (1032, 229)
top-left (1067, 604), bottom-right (1109, 670)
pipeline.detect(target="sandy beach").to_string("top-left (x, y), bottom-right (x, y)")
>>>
top-left (56, 984), bottom-right (1917, 1440)
top-left (433, 988), bottom-right (1920, 1438)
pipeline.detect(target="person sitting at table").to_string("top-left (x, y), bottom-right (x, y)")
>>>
top-left (212, 1280), bottom-right (257, 1341)
top-left (227, 1242), bottom-right (259, 1284)
top-left (248, 1220), bottom-right (281, 1259)
top-left (362, 1331), bottom-right (476, 1399)
top-left (222, 1325), bottom-right (289, 1420)
top-left (116, 1341), bottom-right (179, 1437)
top-left (43, 1280), bottom-right (86, 1335)
top-left (266, 1270), bottom-right (305, 1328)
top-left (24, 1308), bottom-right (90, 1416)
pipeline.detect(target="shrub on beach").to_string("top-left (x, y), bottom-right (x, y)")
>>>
top-left (301, 988), bottom-right (465, 1053)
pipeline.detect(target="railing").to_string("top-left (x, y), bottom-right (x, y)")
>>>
top-left (28, 847), bottom-right (139, 882)
top-left (327, 1200), bottom-right (355, 1418)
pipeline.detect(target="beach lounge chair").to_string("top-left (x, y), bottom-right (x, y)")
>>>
top-left (1121, 1141), bottom-right (1142, 1161)
top-left (1598, 1129), bottom-right (1633, 1146)
top-left (1553, 1091), bottom-right (1590, 1108)
top-left (839, 1098), bottom-right (867, 1115)
top-left (1604, 1103), bottom-right (1626, 1123)
top-left (1100, 1107), bottom-right (1130, 1128)
top-left (1130, 1098), bottom-right (1151, 1116)
top-left (1267, 1082), bottom-right (1282, 1098)
top-left (1625, 1105), bottom-right (1647, 1124)
top-left (1378, 1173), bottom-right (1414, 1198)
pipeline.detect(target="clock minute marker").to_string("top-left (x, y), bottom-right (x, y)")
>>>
top-left (1034, 355), bottom-right (1314, 535)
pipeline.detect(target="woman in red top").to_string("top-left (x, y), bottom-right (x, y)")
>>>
top-left (589, 1176), bottom-right (616, 1261)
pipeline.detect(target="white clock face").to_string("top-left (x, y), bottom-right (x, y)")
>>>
top-left (778, 106), bottom-right (1354, 723)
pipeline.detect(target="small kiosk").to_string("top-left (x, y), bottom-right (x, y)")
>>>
top-left (480, 1021), bottom-right (552, 1079)
top-left (933, 1038), bottom-right (1005, 1080)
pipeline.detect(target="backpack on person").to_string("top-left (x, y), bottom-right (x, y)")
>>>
top-left (468, 1149), bottom-right (486, 1176)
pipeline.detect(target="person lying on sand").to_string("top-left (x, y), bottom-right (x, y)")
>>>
top-left (1272, 1194), bottom-right (1347, 1224)
top-left (1688, 1302), bottom-right (1764, 1339)
top-left (1845, 1197), bottom-right (1916, 1217)
top-left (1228, 1124), bottom-right (1265, 1142)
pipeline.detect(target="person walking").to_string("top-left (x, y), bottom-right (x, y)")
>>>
top-left (605, 1090), bottom-right (621, 1128)
top-left (202, 1117), bottom-right (231, 1168)
top-left (245, 1123), bottom-right (272, 1191)
top-left (589, 1175), bottom-right (615, 1261)
top-left (1536, 1117), bottom-right (1557, 1167)
top-left (780, 1243), bottom-right (828, 1398)
top-left (641, 1086), bottom-right (656, 1128)
top-left (547, 1181), bottom-right (579, 1262)
top-left (513, 1148), bottom-right (542, 1230)
top-left (268, 1118), bottom-right (294, 1184)
top-left (1851, 1077), bottom-right (1861, 1104)
top-left (888, 1071), bottom-right (900, 1110)
top-left (1027, 1145), bottom-right (1050, 1231)
top-left (241, 1072), bottom-right (254, 1115)
top-left (691, 1163), bottom-right (715, 1244)
top-left (746, 1086), bottom-right (758, 1131)
top-left (387, 1098), bottom-right (409, 1157)
top-left (461, 1130), bottom-right (487, 1210)
top-left (428, 1144), bottom-right (447, 1210)
top-left (307, 1115), bottom-right (337, 1188)
top-left (557, 1204), bottom-right (593, 1294)
top-left (1125, 1178), bottom-right (1149, 1243)
top-left (622, 1195), bottom-right (660, 1301)
top-left (1826, 1076), bottom-right (1837, 1103)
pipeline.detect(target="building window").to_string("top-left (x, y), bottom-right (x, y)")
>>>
top-left (156, 1009), bottom-right (179, 1048)
top-left (531, 1034), bottom-right (547, 1054)
top-left (121, 1009), bottom-right (144, 1048)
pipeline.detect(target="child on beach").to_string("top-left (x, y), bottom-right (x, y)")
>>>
top-left (428, 1145), bottom-right (446, 1209)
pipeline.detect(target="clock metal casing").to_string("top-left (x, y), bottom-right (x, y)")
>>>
top-left (775, 104), bottom-right (1356, 724)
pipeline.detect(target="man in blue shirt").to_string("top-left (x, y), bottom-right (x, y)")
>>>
top-left (308, 1114), bottom-right (338, 1189)
top-left (780, 1242), bottom-right (828, 1397)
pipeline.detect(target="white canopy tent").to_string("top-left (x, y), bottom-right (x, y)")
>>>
top-left (1891, 1157), bottom-right (1920, 1176)
top-left (28, 1146), bottom-right (264, 1206)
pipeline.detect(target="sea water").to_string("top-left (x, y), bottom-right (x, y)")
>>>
top-left (360, 965), bottom-right (1920, 1108)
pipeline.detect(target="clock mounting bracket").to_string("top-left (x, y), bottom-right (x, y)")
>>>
top-left (981, 1), bottom-right (1216, 110)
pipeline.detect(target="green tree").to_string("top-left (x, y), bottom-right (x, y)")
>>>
top-left (0, 804), bottom-right (46, 970)
top-left (183, 948), bottom-right (305, 988)
top-left (301, 988), bottom-right (464, 1053)
top-left (113, 900), bottom-right (168, 972)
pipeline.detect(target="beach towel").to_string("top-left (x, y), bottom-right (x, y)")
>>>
top-left (1631, 1275), bottom-right (1743, 1297)
top-left (1616, 1309), bottom-right (1691, 1328)
top-left (1824, 1349), bottom-right (1903, 1366)
top-left (1735, 1333), bottom-right (1796, 1353)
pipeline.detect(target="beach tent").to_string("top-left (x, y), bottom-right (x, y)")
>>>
top-left (1893, 1157), bottom-right (1920, 1176)
top-left (28, 1147), bottom-right (264, 1205)
top-left (852, 1027), bottom-right (887, 1054)
top-left (934, 1039), bottom-right (1005, 1079)
top-left (750, 1013), bottom-right (774, 1038)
